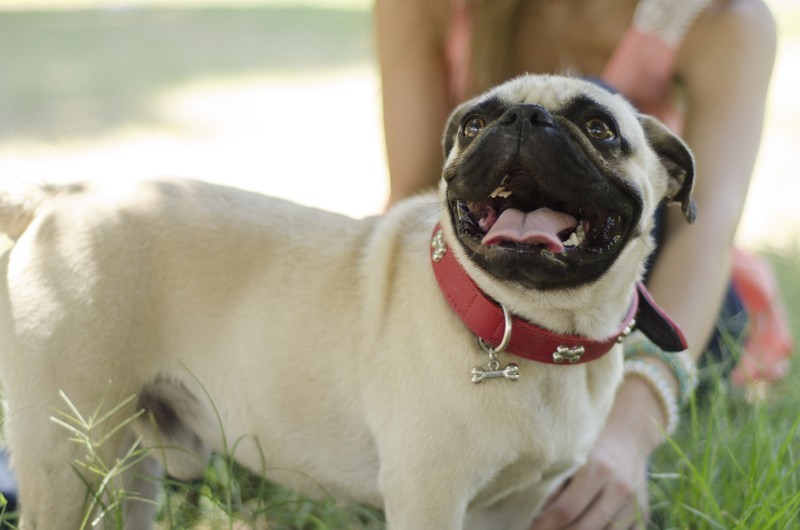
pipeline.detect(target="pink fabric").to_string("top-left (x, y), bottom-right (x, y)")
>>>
top-left (730, 248), bottom-right (793, 385)
top-left (445, 0), bottom-right (471, 106)
top-left (443, 6), bottom-right (683, 131)
top-left (600, 27), bottom-right (683, 134)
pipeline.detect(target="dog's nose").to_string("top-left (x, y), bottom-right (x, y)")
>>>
top-left (499, 104), bottom-right (555, 128)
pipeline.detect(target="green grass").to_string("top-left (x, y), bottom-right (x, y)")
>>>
top-left (648, 247), bottom-right (800, 529)
top-left (158, 460), bottom-right (385, 529)
top-left (649, 383), bottom-right (800, 529)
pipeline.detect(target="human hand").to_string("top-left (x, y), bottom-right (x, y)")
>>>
top-left (529, 377), bottom-right (669, 529)
top-left (528, 434), bottom-right (649, 529)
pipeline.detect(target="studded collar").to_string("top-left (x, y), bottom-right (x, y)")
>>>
top-left (430, 225), bottom-right (686, 365)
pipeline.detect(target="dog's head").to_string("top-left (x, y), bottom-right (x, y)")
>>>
top-left (441, 74), bottom-right (695, 292)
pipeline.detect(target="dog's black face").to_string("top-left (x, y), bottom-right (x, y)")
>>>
top-left (442, 76), bottom-right (695, 290)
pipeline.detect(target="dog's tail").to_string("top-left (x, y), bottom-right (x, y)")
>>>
top-left (0, 180), bottom-right (56, 241)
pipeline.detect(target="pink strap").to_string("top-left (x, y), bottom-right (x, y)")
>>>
top-left (601, 27), bottom-right (683, 133)
top-left (730, 248), bottom-right (793, 385)
top-left (445, 0), bottom-right (471, 106)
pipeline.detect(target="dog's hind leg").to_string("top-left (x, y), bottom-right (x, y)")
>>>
top-left (119, 437), bottom-right (164, 530)
top-left (0, 182), bottom-right (174, 529)
top-left (8, 423), bottom-right (93, 529)
top-left (5, 388), bottom-right (149, 530)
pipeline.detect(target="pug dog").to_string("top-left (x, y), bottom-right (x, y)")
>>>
top-left (0, 74), bottom-right (694, 529)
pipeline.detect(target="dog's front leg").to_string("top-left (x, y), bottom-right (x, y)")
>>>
top-left (463, 481), bottom-right (552, 530)
top-left (376, 427), bottom-right (486, 530)
top-left (379, 463), bottom-right (470, 530)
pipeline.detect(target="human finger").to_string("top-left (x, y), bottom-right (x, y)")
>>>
top-left (529, 466), bottom-right (604, 529)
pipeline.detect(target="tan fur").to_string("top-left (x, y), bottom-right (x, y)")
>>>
top-left (0, 76), bottom-right (691, 529)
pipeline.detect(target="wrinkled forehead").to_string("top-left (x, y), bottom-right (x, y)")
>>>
top-left (466, 75), bottom-right (642, 137)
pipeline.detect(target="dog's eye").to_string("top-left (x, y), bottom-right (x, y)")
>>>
top-left (463, 116), bottom-right (486, 138)
top-left (583, 118), bottom-right (616, 141)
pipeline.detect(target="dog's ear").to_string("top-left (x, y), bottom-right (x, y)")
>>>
top-left (638, 115), bottom-right (697, 224)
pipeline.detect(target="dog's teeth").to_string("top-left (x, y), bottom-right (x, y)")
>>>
top-left (489, 185), bottom-right (513, 199)
top-left (564, 223), bottom-right (587, 248)
top-left (490, 186), bottom-right (507, 198)
top-left (564, 232), bottom-right (580, 247)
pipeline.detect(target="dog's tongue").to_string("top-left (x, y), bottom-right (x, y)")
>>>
top-left (482, 207), bottom-right (577, 252)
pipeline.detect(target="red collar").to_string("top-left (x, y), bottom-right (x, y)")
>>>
top-left (430, 225), bottom-right (640, 365)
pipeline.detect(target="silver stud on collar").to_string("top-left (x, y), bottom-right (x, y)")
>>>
top-left (617, 318), bottom-right (637, 343)
top-left (552, 345), bottom-right (586, 364)
top-left (431, 229), bottom-right (447, 262)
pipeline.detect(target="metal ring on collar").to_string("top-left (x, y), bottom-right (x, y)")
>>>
top-left (478, 304), bottom-right (513, 354)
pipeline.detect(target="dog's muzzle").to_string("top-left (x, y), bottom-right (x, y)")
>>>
top-left (453, 182), bottom-right (629, 257)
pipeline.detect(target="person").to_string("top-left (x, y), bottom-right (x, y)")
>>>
top-left (375, 0), bottom-right (783, 527)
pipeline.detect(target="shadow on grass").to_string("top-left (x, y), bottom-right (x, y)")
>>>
top-left (0, 6), bottom-right (372, 140)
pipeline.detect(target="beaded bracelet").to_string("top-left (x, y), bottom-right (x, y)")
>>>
top-left (624, 332), bottom-right (698, 405)
top-left (624, 359), bottom-right (680, 436)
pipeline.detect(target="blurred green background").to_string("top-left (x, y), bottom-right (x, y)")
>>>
top-left (0, 2), bottom-right (371, 138)
top-left (0, 0), bottom-right (798, 239)
top-left (0, 0), bottom-right (385, 218)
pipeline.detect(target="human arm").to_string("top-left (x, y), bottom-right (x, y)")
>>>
top-left (375, 0), bottom-right (452, 206)
top-left (530, 1), bottom-right (777, 528)
top-left (649, 0), bottom-right (776, 360)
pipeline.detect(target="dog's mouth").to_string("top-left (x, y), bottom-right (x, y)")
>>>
top-left (449, 177), bottom-right (634, 264)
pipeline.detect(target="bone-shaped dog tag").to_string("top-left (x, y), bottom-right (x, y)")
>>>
top-left (471, 362), bottom-right (520, 383)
